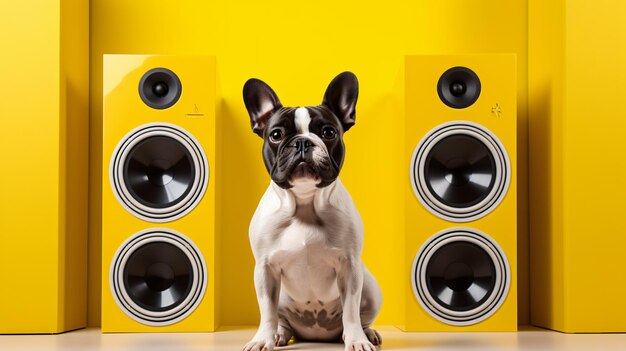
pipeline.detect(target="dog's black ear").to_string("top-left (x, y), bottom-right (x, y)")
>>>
top-left (322, 71), bottom-right (359, 132)
top-left (243, 78), bottom-right (282, 137)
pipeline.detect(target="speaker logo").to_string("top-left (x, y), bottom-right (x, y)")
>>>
top-left (491, 103), bottom-right (502, 118)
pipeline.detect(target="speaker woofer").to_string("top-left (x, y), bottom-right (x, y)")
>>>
top-left (110, 229), bottom-right (207, 326)
top-left (124, 136), bottom-right (195, 209)
top-left (139, 68), bottom-right (182, 109)
top-left (412, 228), bottom-right (510, 326)
top-left (425, 241), bottom-right (496, 312)
top-left (411, 121), bottom-right (510, 222)
top-left (437, 66), bottom-right (481, 109)
top-left (124, 242), bottom-right (193, 312)
top-left (110, 123), bottom-right (208, 222)
top-left (424, 134), bottom-right (496, 208)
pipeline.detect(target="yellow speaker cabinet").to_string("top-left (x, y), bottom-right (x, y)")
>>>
top-left (529, 0), bottom-right (626, 333)
top-left (101, 55), bottom-right (218, 332)
top-left (0, 0), bottom-right (88, 334)
top-left (403, 55), bottom-right (517, 331)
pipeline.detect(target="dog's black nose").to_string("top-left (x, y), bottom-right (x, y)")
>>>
top-left (295, 139), bottom-right (312, 157)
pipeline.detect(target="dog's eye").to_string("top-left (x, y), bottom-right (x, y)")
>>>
top-left (321, 126), bottom-right (337, 140)
top-left (269, 129), bottom-right (284, 143)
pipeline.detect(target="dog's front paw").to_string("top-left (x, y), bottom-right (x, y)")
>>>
top-left (344, 339), bottom-right (376, 351)
top-left (343, 327), bottom-right (377, 351)
top-left (243, 334), bottom-right (275, 351)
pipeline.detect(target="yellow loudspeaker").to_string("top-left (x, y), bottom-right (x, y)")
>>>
top-left (529, 0), bottom-right (626, 333)
top-left (403, 55), bottom-right (517, 331)
top-left (0, 0), bottom-right (88, 334)
top-left (101, 55), bottom-right (218, 332)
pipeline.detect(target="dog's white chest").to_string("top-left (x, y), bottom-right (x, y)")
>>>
top-left (269, 219), bottom-right (343, 302)
top-left (249, 179), bottom-right (364, 307)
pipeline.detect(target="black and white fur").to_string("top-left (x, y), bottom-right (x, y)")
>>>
top-left (242, 72), bottom-right (382, 351)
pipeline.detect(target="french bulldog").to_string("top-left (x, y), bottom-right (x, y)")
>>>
top-left (241, 72), bottom-right (382, 351)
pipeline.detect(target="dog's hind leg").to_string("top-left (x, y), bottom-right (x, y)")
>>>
top-left (275, 316), bottom-right (294, 346)
top-left (360, 268), bottom-right (383, 346)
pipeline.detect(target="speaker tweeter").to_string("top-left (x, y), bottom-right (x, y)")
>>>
top-left (437, 66), bottom-right (481, 109)
top-left (139, 68), bottom-right (182, 109)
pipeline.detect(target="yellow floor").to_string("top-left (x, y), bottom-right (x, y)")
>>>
top-left (1, 326), bottom-right (625, 350)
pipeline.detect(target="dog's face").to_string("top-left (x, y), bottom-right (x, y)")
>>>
top-left (243, 72), bottom-right (359, 189)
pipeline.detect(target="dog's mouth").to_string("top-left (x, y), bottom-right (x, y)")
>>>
top-left (289, 161), bottom-right (320, 182)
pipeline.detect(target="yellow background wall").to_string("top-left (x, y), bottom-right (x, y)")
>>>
top-left (1, 0), bottom-right (89, 333)
top-left (529, 0), bottom-right (626, 332)
top-left (1, 1), bottom-right (62, 331)
top-left (89, 0), bottom-right (528, 326)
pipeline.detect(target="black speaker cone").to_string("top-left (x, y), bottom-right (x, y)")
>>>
top-left (424, 134), bottom-right (496, 208)
top-left (123, 136), bottom-right (195, 209)
top-left (425, 241), bottom-right (496, 312)
top-left (139, 68), bottom-right (182, 109)
top-left (449, 80), bottom-right (466, 97)
top-left (152, 81), bottom-right (169, 98)
top-left (123, 242), bottom-right (194, 312)
top-left (437, 66), bottom-right (481, 108)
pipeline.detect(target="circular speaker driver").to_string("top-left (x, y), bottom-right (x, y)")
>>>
top-left (124, 242), bottom-right (194, 312)
top-left (424, 134), bottom-right (496, 208)
top-left (410, 121), bottom-right (511, 222)
top-left (411, 228), bottom-right (510, 326)
top-left (110, 228), bottom-right (207, 326)
top-left (139, 68), bottom-right (182, 109)
top-left (437, 66), bottom-right (481, 109)
top-left (110, 123), bottom-right (209, 222)
top-left (124, 136), bottom-right (195, 209)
